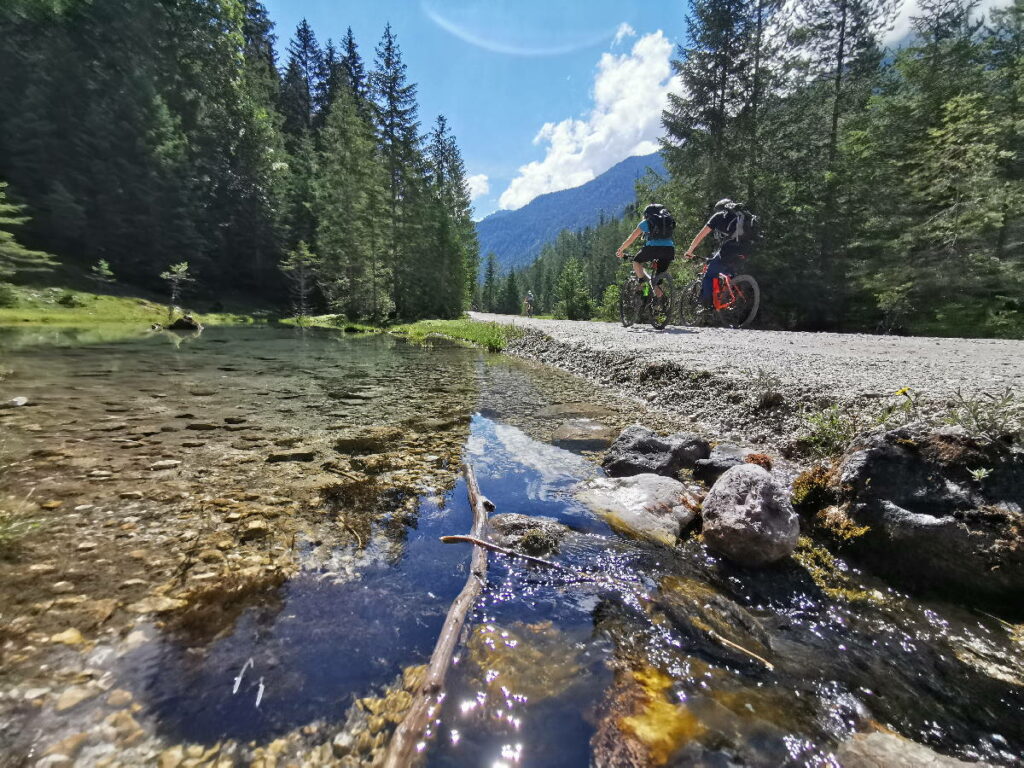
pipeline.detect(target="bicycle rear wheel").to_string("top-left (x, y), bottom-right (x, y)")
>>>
top-left (715, 274), bottom-right (760, 328)
top-left (650, 275), bottom-right (673, 329)
top-left (678, 279), bottom-right (703, 326)
top-left (619, 278), bottom-right (642, 327)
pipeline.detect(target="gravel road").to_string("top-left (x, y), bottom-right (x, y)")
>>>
top-left (470, 312), bottom-right (1024, 447)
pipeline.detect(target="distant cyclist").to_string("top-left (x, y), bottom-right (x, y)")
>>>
top-left (523, 290), bottom-right (535, 316)
top-left (615, 203), bottom-right (676, 298)
top-left (683, 198), bottom-right (758, 309)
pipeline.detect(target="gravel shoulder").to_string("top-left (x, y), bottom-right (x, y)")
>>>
top-left (471, 312), bottom-right (1024, 448)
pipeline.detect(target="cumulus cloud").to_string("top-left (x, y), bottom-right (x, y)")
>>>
top-left (887, 0), bottom-right (1010, 44)
top-left (465, 173), bottom-right (490, 200)
top-left (498, 31), bottom-right (679, 211)
top-left (613, 22), bottom-right (636, 46)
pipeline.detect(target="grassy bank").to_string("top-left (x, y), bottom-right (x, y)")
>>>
top-left (287, 314), bottom-right (524, 352)
top-left (0, 284), bottom-right (267, 326)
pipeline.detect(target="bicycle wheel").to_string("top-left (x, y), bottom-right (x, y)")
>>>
top-left (619, 278), bottom-right (641, 327)
top-left (715, 274), bottom-right (760, 328)
top-left (677, 279), bottom-right (703, 326)
top-left (650, 275), bottom-right (673, 329)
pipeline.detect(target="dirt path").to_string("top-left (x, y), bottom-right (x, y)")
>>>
top-left (471, 312), bottom-right (1024, 446)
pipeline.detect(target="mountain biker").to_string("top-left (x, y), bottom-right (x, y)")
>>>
top-left (684, 198), bottom-right (751, 309)
top-left (523, 290), bottom-right (535, 315)
top-left (615, 204), bottom-right (675, 298)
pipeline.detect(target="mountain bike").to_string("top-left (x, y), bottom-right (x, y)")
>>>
top-left (679, 260), bottom-right (759, 328)
top-left (618, 255), bottom-right (674, 330)
top-left (522, 298), bottom-right (535, 317)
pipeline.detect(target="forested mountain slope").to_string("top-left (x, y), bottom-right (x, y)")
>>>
top-left (476, 152), bottom-right (665, 272)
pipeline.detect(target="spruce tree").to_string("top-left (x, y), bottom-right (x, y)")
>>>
top-left (483, 253), bottom-right (498, 311)
top-left (0, 180), bottom-right (54, 280)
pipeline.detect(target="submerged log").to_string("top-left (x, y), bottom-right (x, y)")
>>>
top-left (440, 534), bottom-right (571, 571)
top-left (383, 463), bottom-right (492, 768)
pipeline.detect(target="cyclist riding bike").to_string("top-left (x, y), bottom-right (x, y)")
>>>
top-left (683, 198), bottom-right (757, 310)
top-left (523, 290), bottom-right (535, 316)
top-left (616, 203), bottom-right (676, 298)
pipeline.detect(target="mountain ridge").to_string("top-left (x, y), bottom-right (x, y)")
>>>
top-left (476, 152), bottom-right (666, 273)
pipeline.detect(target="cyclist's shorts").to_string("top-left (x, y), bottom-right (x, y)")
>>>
top-left (634, 245), bottom-right (674, 273)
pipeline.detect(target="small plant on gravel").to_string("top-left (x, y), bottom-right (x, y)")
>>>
top-left (876, 386), bottom-right (922, 427)
top-left (968, 467), bottom-right (992, 483)
top-left (945, 387), bottom-right (1022, 444)
top-left (752, 368), bottom-right (784, 410)
top-left (799, 404), bottom-right (864, 458)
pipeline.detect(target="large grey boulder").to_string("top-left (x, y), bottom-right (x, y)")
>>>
top-left (601, 425), bottom-right (710, 478)
top-left (830, 423), bottom-right (1024, 599)
top-left (575, 473), bottom-right (698, 546)
top-left (701, 464), bottom-right (799, 566)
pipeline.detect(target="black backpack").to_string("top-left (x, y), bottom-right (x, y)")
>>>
top-left (644, 205), bottom-right (676, 239)
top-left (719, 202), bottom-right (761, 243)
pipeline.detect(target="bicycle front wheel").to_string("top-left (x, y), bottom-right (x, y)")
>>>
top-left (715, 274), bottom-right (760, 328)
top-left (650, 275), bottom-right (673, 330)
top-left (678, 279), bottom-right (703, 326)
top-left (619, 279), bottom-right (641, 327)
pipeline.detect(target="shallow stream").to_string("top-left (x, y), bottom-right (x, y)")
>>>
top-left (0, 327), bottom-right (1021, 767)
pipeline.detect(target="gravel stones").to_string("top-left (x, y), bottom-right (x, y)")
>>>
top-left (701, 464), bottom-right (799, 566)
top-left (602, 425), bottom-right (710, 478)
top-left (576, 474), bottom-right (699, 546)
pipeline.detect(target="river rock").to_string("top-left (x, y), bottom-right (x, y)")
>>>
top-left (536, 402), bottom-right (617, 420)
top-left (54, 685), bottom-right (98, 712)
top-left (835, 731), bottom-right (990, 767)
top-left (701, 464), bottom-right (799, 566)
top-left (266, 450), bottom-right (316, 463)
top-left (602, 425), bottom-right (710, 478)
top-left (127, 596), bottom-right (185, 614)
top-left (487, 513), bottom-right (571, 555)
top-left (551, 419), bottom-right (618, 451)
top-left (2, 396), bottom-right (28, 408)
top-left (829, 424), bottom-right (1024, 600)
top-left (167, 314), bottom-right (202, 331)
top-left (575, 474), bottom-right (698, 546)
top-left (693, 444), bottom-right (752, 483)
top-left (240, 518), bottom-right (271, 541)
top-left (150, 459), bottom-right (181, 470)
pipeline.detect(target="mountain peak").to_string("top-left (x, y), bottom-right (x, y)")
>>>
top-left (476, 152), bottom-right (666, 272)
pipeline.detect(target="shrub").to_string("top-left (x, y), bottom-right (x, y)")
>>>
top-left (945, 387), bottom-right (1022, 444)
top-left (57, 291), bottom-right (85, 308)
top-left (798, 404), bottom-right (864, 458)
top-left (0, 282), bottom-right (16, 308)
top-left (596, 285), bottom-right (621, 322)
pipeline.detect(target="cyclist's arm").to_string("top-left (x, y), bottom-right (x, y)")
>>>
top-left (684, 226), bottom-right (712, 258)
top-left (616, 227), bottom-right (643, 258)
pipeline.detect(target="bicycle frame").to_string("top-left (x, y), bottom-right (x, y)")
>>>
top-left (700, 263), bottom-right (747, 311)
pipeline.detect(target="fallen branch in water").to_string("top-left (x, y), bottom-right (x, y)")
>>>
top-left (440, 534), bottom-right (572, 571)
top-left (704, 628), bottom-right (775, 671)
top-left (383, 463), bottom-right (491, 768)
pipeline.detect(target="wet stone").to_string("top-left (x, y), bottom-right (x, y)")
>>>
top-left (150, 460), bottom-right (181, 471)
top-left (54, 685), bottom-right (98, 712)
top-left (266, 451), bottom-right (316, 463)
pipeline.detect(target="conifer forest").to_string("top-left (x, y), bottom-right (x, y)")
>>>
top-left (0, 0), bottom-right (477, 323)
top-left (491, 0), bottom-right (1024, 337)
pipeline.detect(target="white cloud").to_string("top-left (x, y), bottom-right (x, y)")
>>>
top-left (498, 31), bottom-right (679, 211)
top-left (613, 22), bottom-right (636, 46)
top-left (466, 173), bottom-right (490, 201)
top-left (887, 0), bottom-right (1010, 44)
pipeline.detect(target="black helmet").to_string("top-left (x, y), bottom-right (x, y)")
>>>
top-left (643, 203), bottom-right (664, 217)
top-left (714, 198), bottom-right (735, 211)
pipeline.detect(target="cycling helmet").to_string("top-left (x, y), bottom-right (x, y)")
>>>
top-left (714, 198), bottom-right (735, 211)
top-left (643, 203), bottom-right (665, 217)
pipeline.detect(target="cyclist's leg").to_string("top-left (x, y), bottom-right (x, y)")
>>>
top-left (702, 252), bottom-right (723, 307)
top-left (719, 241), bottom-right (743, 276)
top-left (632, 247), bottom-right (653, 286)
top-left (651, 248), bottom-right (674, 297)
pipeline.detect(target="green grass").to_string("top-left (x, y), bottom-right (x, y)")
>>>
top-left (390, 318), bottom-right (524, 352)
top-left (0, 284), bottom-right (269, 327)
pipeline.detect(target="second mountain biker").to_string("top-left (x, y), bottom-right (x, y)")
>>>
top-left (683, 198), bottom-right (758, 309)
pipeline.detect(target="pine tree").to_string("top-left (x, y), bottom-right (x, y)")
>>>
top-left (482, 253), bottom-right (498, 311)
top-left (341, 27), bottom-right (371, 111)
top-left (0, 180), bottom-right (54, 280)
top-left (371, 24), bottom-right (425, 317)
top-left (317, 82), bottom-right (392, 321)
top-left (500, 270), bottom-right (521, 314)
top-left (280, 241), bottom-right (320, 318)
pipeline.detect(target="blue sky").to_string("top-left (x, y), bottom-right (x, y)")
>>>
top-left (261, 0), bottom-right (687, 218)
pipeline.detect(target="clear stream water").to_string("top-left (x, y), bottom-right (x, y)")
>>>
top-left (1, 327), bottom-right (1021, 766)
